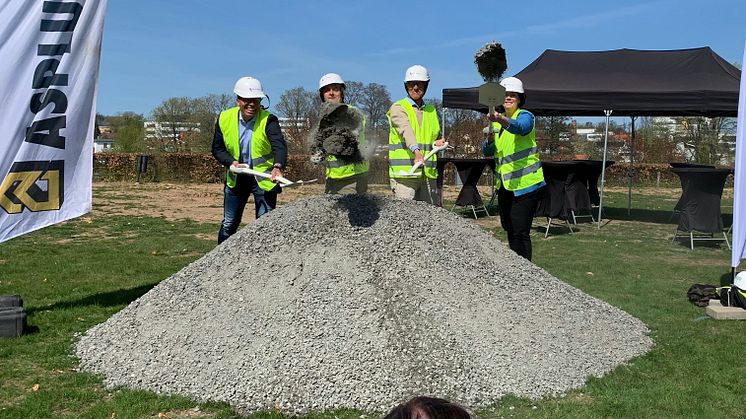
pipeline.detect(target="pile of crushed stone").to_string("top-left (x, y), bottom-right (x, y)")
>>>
top-left (75, 194), bottom-right (652, 415)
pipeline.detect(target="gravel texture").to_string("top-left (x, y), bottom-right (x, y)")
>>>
top-left (75, 194), bottom-right (652, 415)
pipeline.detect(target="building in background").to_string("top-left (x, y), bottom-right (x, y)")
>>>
top-left (93, 137), bottom-right (114, 153)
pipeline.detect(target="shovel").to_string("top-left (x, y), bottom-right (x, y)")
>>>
top-left (394, 142), bottom-right (451, 177)
top-left (229, 165), bottom-right (317, 188)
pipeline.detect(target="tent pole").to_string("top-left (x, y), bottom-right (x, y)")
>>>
top-left (442, 107), bottom-right (447, 142)
top-left (598, 110), bottom-right (613, 229)
top-left (627, 116), bottom-right (637, 215)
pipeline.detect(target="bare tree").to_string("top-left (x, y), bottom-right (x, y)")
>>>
top-left (190, 93), bottom-right (234, 151)
top-left (275, 87), bottom-right (317, 153)
top-left (675, 116), bottom-right (736, 164)
top-left (636, 117), bottom-right (682, 163)
top-left (441, 107), bottom-right (485, 156)
top-left (151, 97), bottom-right (198, 152)
top-left (344, 81), bottom-right (365, 109)
top-left (535, 116), bottom-right (571, 159)
top-left (359, 83), bottom-right (391, 130)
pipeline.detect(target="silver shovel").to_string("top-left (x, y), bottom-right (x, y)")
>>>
top-left (393, 142), bottom-right (451, 177)
top-left (229, 165), bottom-right (317, 188)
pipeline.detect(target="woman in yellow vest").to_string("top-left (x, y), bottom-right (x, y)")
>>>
top-left (317, 73), bottom-right (369, 194)
top-left (211, 77), bottom-right (288, 244)
top-left (482, 77), bottom-right (545, 260)
top-left (387, 65), bottom-right (445, 203)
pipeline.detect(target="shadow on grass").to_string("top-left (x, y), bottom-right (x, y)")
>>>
top-left (603, 206), bottom-right (679, 225)
top-left (26, 282), bottom-right (158, 315)
top-left (603, 206), bottom-right (733, 227)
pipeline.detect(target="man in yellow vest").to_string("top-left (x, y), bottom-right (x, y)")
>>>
top-left (318, 73), bottom-right (369, 194)
top-left (387, 65), bottom-right (445, 203)
top-left (483, 76), bottom-right (545, 260)
top-left (211, 76), bottom-right (288, 244)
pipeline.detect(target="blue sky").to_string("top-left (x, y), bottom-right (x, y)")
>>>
top-left (96, 0), bottom-right (745, 118)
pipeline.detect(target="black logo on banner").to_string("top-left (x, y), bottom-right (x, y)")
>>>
top-left (0, 160), bottom-right (64, 214)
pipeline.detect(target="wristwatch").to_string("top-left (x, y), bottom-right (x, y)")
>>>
top-left (272, 163), bottom-right (282, 169)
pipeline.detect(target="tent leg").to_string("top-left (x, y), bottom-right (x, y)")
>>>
top-left (598, 109), bottom-right (613, 229)
top-left (627, 116), bottom-right (636, 216)
top-left (690, 232), bottom-right (694, 250)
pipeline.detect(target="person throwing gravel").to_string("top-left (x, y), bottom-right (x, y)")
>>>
top-left (317, 72), bottom-right (369, 194)
top-left (482, 76), bottom-right (545, 260)
top-left (212, 76), bottom-right (288, 244)
top-left (386, 65), bottom-right (445, 203)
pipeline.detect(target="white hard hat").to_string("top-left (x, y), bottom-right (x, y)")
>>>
top-left (500, 76), bottom-right (524, 93)
top-left (404, 65), bottom-right (430, 82)
top-left (319, 73), bottom-right (345, 91)
top-left (233, 77), bottom-right (266, 99)
top-left (735, 271), bottom-right (746, 289)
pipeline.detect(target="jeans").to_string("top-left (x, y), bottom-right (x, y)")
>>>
top-left (497, 186), bottom-right (543, 261)
top-left (218, 175), bottom-right (278, 244)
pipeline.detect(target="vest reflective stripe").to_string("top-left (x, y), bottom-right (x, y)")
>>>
top-left (499, 146), bottom-right (538, 166)
top-left (252, 154), bottom-right (273, 167)
top-left (502, 161), bottom-right (543, 180)
top-left (218, 107), bottom-right (276, 191)
top-left (387, 98), bottom-right (440, 179)
top-left (325, 105), bottom-right (369, 179)
top-left (490, 108), bottom-right (544, 191)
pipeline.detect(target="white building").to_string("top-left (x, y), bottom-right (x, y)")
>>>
top-left (144, 121), bottom-right (201, 141)
top-left (93, 138), bottom-right (114, 153)
top-left (278, 117), bottom-right (309, 130)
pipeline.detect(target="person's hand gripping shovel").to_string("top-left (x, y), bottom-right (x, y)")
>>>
top-left (393, 141), bottom-right (451, 177)
top-left (229, 165), bottom-right (317, 188)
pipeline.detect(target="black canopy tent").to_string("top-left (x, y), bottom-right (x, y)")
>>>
top-left (442, 47), bottom-right (741, 226)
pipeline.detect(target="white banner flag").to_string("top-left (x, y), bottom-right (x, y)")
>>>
top-left (0, 0), bottom-right (107, 243)
top-left (731, 41), bottom-right (746, 268)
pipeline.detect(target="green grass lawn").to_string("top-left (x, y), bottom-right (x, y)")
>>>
top-left (1, 185), bottom-right (744, 418)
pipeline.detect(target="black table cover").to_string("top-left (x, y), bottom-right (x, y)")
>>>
top-left (437, 158), bottom-right (495, 207)
top-left (669, 162), bottom-right (717, 212)
top-left (535, 161), bottom-right (596, 219)
top-left (671, 167), bottom-right (732, 233)
top-left (573, 159), bottom-right (615, 206)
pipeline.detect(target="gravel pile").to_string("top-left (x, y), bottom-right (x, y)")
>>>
top-left (75, 194), bottom-right (652, 415)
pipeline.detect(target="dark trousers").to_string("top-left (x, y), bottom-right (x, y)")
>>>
top-left (497, 186), bottom-right (543, 261)
top-left (218, 175), bottom-right (278, 244)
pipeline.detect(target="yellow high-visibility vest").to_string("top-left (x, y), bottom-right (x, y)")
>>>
top-left (218, 107), bottom-right (276, 191)
top-left (386, 98), bottom-right (440, 179)
top-left (490, 108), bottom-right (543, 191)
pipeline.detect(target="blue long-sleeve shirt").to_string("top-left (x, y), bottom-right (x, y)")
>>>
top-left (482, 110), bottom-right (544, 196)
top-left (482, 110), bottom-right (534, 155)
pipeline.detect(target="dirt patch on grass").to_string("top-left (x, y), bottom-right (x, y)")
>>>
top-left (91, 182), bottom-right (470, 224)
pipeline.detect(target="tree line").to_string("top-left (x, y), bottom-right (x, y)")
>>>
top-left (98, 88), bottom-right (736, 166)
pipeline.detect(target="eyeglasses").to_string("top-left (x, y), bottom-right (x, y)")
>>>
top-left (237, 96), bottom-right (261, 104)
top-left (405, 81), bottom-right (427, 89)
